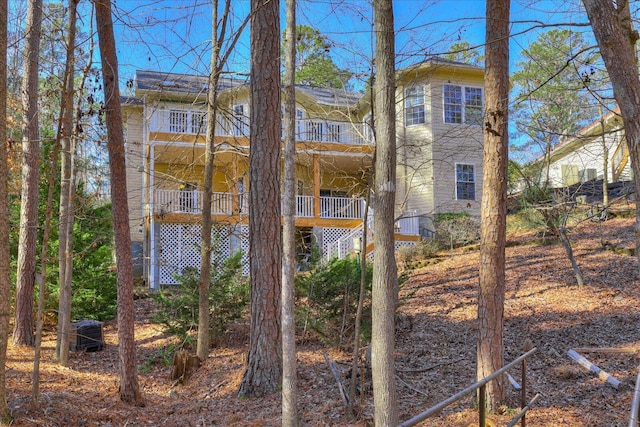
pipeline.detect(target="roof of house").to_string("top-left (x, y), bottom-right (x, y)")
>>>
top-left (535, 107), bottom-right (623, 164)
top-left (133, 69), bottom-right (363, 107)
top-left (135, 69), bottom-right (245, 95)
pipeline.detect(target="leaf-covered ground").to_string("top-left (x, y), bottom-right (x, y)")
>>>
top-left (6, 205), bottom-right (640, 426)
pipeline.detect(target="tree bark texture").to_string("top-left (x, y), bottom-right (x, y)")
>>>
top-left (94, 0), bottom-right (142, 405)
top-left (238, 0), bottom-right (282, 398)
top-left (478, 0), bottom-right (510, 411)
top-left (371, 1), bottom-right (398, 425)
top-left (14, 0), bottom-right (43, 347)
top-left (196, 0), bottom-right (222, 362)
top-left (282, 0), bottom-right (298, 424)
top-left (0, 0), bottom-right (14, 420)
top-left (56, 0), bottom-right (79, 367)
top-left (582, 0), bottom-right (640, 277)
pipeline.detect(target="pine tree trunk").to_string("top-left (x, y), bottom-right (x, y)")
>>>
top-left (94, 0), bottom-right (142, 405)
top-left (282, 0), bottom-right (298, 423)
top-left (14, 0), bottom-right (43, 347)
top-left (478, 0), bottom-right (510, 411)
top-left (371, 1), bottom-right (398, 425)
top-left (238, 0), bottom-right (282, 398)
top-left (582, 0), bottom-right (640, 277)
top-left (0, 0), bottom-right (14, 420)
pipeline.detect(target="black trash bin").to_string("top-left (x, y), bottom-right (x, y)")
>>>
top-left (69, 320), bottom-right (104, 352)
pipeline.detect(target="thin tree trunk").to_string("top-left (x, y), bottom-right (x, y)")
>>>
top-left (56, 0), bottom-right (78, 367)
top-left (282, 0), bottom-right (298, 424)
top-left (238, 0), bottom-right (282, 398)
top-left (349, 185), bottom-right (371, 408)
top-left (599, 105), bottom-right (609, 206)
top-left (94, 0), bottom-right (142, 405)
top-left (558, 228), bottom-right (584, 286)
top-left (582, 0), bottom-right (640, 277)
top-left (196, 0), bottom-right (220, 362)
top-left (14, 0), bottom-right (43, 347)
top-left (478, 0), bottom-right (510, 411)
top-left (371, 1), bottom-right (398, 424)
top-left (0, 0), bottom-right (14, 420)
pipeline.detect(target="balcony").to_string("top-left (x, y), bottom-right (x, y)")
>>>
top-left (152, 189), bottom-right (365, 220)
top-left (148, 108), bottom-right (373, 145)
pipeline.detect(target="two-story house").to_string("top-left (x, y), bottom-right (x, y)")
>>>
top-left (122, 59), bottom-right (484, 289)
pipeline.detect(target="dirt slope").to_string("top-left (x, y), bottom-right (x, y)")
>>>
top-left (5, 211), bottom-right (640, 426)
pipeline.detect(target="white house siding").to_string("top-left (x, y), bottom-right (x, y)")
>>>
top-left (547, 128), bottom-right (631, 188)
top-left (394, 66), bottom-right (485, 235)
top-left (425, 74), bottom-right (484, 217)
top-left (124, 108), bottom-right (145, 244)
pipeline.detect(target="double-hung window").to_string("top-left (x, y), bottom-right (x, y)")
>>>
top-left (404, 85), bottom-right (425, 126)
top-left (455, 163), bottom-right (476, 201)
top-left (444, 85), bottom-right (483, 125)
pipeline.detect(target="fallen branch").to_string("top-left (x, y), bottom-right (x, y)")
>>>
top-left (395, 375), bottom-right (429, 397)
top-left (324, 353), bottom-right (350, 407)
top-left (573, 347), bottom-right (636, 354)
top-left (567, 349), bottom-right (620, 389)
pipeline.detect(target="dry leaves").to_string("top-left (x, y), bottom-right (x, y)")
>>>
top-left (5, 208), bottom-right (640, 426)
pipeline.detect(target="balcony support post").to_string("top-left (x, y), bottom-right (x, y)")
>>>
top-left (313, 154), bottom-right (321, 218)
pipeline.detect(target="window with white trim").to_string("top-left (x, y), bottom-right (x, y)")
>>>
top-left (455, 163), bottom-right (476, 200)
top-left (444, 84), bottom-right (483, 125)
top-left (404, 85), bottom-right (425, 126)
top-left (233, 104), bottom-right (248, 136)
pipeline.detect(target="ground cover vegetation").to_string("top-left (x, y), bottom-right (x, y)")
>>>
top-left (1, 202), bottom-right (639, 425)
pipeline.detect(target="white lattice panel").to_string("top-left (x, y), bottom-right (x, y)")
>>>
top-left (239, 225), bottom-right (250, 276)
top-left (395, 241), bottom-right (417, 252)
top-left (159, 223), bottom-right (231, 285)
top-left (322, 228), bottom-right (352, 259)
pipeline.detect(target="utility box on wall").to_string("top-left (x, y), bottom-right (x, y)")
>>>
top-left (69, 320), bottom-right (104, 352)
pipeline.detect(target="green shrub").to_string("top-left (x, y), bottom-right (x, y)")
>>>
top-left (396, 239), bottom-right (441, 267)
top-left (296, 257), bottom-right (372, 344)
top-left (151, 252), bottom-right (249, 348)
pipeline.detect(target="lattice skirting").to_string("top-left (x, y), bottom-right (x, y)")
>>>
top-left (321, 227), bottom-right (354, 259)
top-left (158, 223), bottom-right (239, 285)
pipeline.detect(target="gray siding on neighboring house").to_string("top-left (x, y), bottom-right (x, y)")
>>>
top-left (546, 128), bottom-right (632, 187)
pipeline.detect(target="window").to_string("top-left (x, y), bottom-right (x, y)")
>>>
top-left (233, 105), bottom-right (247, 136)
top-left (444, 85), bottom-right (483, 125)
top-left (404, 85), bottom-right (425, 126)
top-left (455, 163), bottom-right (476, 200)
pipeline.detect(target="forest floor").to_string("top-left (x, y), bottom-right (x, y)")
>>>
top-left (6, 202), bottom-right (640, 426)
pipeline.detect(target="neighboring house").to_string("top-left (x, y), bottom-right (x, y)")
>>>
top-left (541, 108), bottom-right (632, 189)
top-left (122, 59), bottom-right (485, 289)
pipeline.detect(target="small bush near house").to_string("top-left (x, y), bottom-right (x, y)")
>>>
top-left (396, 239), bottom-right (441, 269)
top-left (296, 257), bottom-right (372, 345)
top-left (151, 252), bottom-right (248, 349)
top-left (434, 212), bottom-right (481, 249)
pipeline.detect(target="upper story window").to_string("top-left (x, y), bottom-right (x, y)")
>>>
top-left (404, 85), bottom-right (425, 126)
top-left (455, 163), bottom-right (476, 201)
top-left (443, 85), bottom-right (483, 125)
top-left (233, 104), bottom-right (248, 136)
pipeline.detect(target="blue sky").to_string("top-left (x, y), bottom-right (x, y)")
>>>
top-left (108, 0), bottom-right (595, 90)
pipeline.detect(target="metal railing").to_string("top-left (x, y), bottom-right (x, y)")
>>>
top-left (399, 348), bottom-right (538, 427)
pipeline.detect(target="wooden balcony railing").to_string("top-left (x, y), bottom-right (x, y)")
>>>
top-left (148, 108), bottom-right (373, 145)
top-left (153, 189), bottom-right (366, 220)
